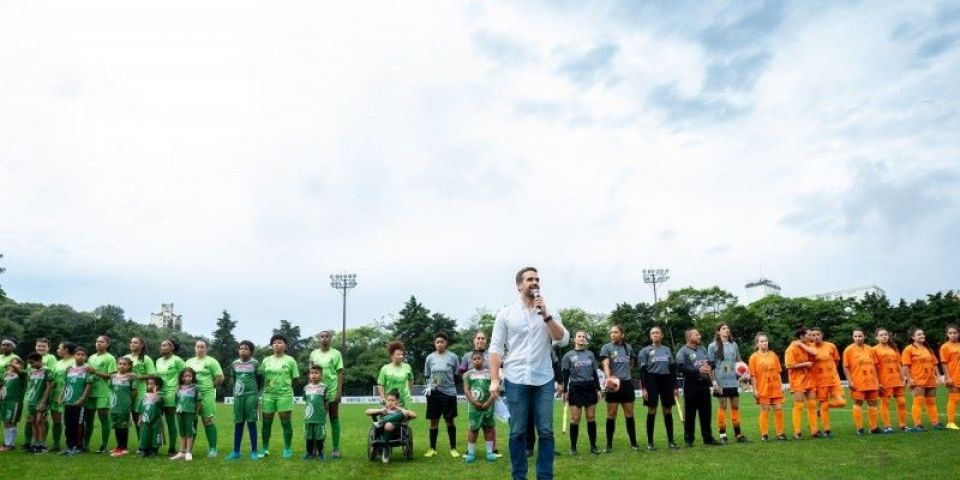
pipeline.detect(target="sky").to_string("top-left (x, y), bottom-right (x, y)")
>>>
top-left (1, 1), bottom-right (958, 342)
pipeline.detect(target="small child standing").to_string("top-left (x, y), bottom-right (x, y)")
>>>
top-left (226, 340), bottom-right (261, 461)
top-left (170, 368), bottom-right (200, 461)
top-left (60, 348), bottom-right (93, 455)
top-left (1, 357), bottom-right (27, 451)
top-left (302, 365), bottom-right (327, 460)
top-left (138, 377), bottom-right (164, 457)
top-left (25, 353), bottom-right (54, 453)
top-left (365, 390), bottom-right (417, 463)
top-left (463, 352), bottom-right (496, 463)
top-left (109, 357), bottom-right (136, 456)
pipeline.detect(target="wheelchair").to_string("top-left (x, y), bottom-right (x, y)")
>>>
top-left (367, 413), bottom-right (414, 462)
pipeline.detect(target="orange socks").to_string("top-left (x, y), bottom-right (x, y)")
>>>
top-left (948, 392), bottom-right (960, 424)
top-left (925, 397), bottom-right (939, 425)
top-left (731, 409), bottom-right (741, 428)
top-left (912, 397), bottom-right (924, 426)
top-left (774, 409), bottom-right (785, 436)
top-left (868, 404), bottom-right (878, 430)
top-left (717, 408), bottom-right (727, 433)
top-left (852, 404), bottom-right (863, 429)
top-left (896, 396), bottom-right (907, 427)
top-left (879, 397), bottom-right (891, 427)
top-left (806, 399), bottom-right (819, 433)
top-left (758, 410), bottom-right (769, 436)
top-left (820, 403), bottom-right (831, 431)
top-left (792, 402), bottom-right (803, 434)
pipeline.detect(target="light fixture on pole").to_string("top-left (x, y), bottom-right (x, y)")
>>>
top-left (330, 273), bottom-right (357, 349)
top-left (643, 268), bottom-right (673, 347)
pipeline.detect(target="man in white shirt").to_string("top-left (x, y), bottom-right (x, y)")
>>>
top-left (490, 267), bottom-right (569, 480)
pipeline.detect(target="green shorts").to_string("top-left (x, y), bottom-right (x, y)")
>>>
top-left (26, 403), bottom-right (49, 418)
top-left (85, 396), bottom-right (110, 410)
top-left (177, 412), bottom-right (197, 437)
top-left (261, 395), bottom-right (293, 414)
top-left (468, 407), bottom-right (495, 431)
top-left (305, 423), bottom-right (326, 441)
top-left (162, 388), bottom-right (178, 408)
top-left (233, 395), bottom-right (258, 423)
top-left (111, 410), bottom-right (131, 429)
top-left (50, 386), bottom-right (65, 413)
top-left (199, 390), bottom-right (217, 418)
top-left (325, 389), bottom-right (339, 404)
top-left (1, 401), bottom-right (22, 423)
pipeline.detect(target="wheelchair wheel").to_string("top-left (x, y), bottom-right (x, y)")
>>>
top-left (368, 427), bottom-right (378, 461)
top-left (403, 426), bottom-right (414, 460)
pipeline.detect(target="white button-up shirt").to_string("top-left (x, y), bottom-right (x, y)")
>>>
top-left (489, 300), bottom-right (570, 386)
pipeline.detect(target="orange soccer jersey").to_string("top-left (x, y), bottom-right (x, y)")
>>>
top-left (784, 342), bottom-right (814, 392)
top-left (901, 345), bottom-right (938, 388)
top-left (749, 350), bottom-right (784, 400)
top-left (873, 343), bottom-right (904, 389)
top-left (939, 342), bottom-right (960, 384)
top-left (843, 344), bottom-right (879, 392)
top-left (813, 342), bottom-right (842, 388)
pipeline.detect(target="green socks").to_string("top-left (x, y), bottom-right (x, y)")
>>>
top-left (165, 413), bottom-right (178, 450)
top-left (262, 417), bottom-right (273, 450)
top-left (52, 420), bottom-right (62, 449)
top-left (204, 423), bottom-right (218, 451)
top-left (331, 417), bottom-right (341, 450)
top-left (98, 409), bottom-right (111, 448)
top-left (281, 418), bottom-right (292, 449)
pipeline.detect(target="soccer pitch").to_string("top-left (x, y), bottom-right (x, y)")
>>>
top-left (3, 394), bottom-right (957, 479)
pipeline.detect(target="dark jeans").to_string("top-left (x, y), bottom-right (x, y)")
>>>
top-left (506, 380), bottom-right (555, 480)
top-left (683, 386), bottom-right (715, 444)
top-left (64, 405), bottom-right (84, 450)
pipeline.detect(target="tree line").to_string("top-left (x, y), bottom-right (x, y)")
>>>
top-left (2, 287), bottom-right (959, 397)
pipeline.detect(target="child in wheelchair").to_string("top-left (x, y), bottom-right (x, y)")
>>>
top-left (365, 390), bottom-right (416, 463)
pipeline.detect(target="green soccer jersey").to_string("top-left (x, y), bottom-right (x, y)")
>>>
top-left (155, 355), bottom-right (186, 393)
top-left (309, 348), bottom-right (343, 392)
top-left (464, 368), bottom-right (491, 406)
top-left (186, 356), bottom-right (223, 392)
top-left (0, 353), bottom-right (21, 372)
top-left (231, 358), bottom-right (260, 397)
top-left (62, 366), bottom-right (93, 405)
top-left (124, 354), bottom-right (156, 397)
top-left (88, 352), bottom-right (118, 398)
top-left (110, 374), bottom-right (134, 414)
top-left (303, 382), bottom-right (328, 424)
top-left (377, 362), bottom-right (413, 406)
top-left (258, 355), bottom-right (298, 397)
top-left (51, 358), bottom-right (75, 401)
top-left (2, 369), bottom-right (26, 401)
top-left (25, 368), bottom-right (52, 406)
top-left (141, 392), bottom-right (162, 423)
top-left (176, 384), bottom-right (199, 413)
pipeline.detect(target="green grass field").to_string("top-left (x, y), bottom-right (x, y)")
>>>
top-left (3, 393), bottom-right (957, 479)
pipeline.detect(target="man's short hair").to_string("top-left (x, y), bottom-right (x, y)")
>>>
top-left (515, 266), bottom-right (538, 285)
top-left (684, 328), bottom-right (699, 340)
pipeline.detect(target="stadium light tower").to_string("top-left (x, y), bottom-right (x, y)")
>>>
top-left (330, 273), bottom-right (357, 349)
top-left (642, 268), bottom-right (670, 303)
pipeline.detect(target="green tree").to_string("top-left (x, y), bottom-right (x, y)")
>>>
top-left (389, 296), bottom-right (458, 382)
top-left (210, 310), bottom-right (238, 399)
top-left (340, 325), bottom-right (391, 395)
top-left (272, 319), bottom-right (306, 357)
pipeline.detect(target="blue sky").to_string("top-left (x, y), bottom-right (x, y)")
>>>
top-left (1, 1), bottom-right (958, 342)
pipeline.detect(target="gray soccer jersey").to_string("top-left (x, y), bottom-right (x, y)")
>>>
top-left (637, 345), bottom-right (675, 375)
top-left (424, 351), bottom-right (460, 396)
top-left (707, 341), bottom-right (742, 389)
top-left (676, 344), bottom-right (713, 389)
top-left (599, 342), bottom-right (633, 380)
top-left (561, 349), bottom-right (598, 384)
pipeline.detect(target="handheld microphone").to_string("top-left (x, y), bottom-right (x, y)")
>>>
top-left (532, 288), bottom-right (543, 315)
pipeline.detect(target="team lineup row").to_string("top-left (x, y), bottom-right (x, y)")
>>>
top-left (2, 323), bottom-right (960, 462)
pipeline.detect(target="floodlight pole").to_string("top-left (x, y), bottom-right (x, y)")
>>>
top-left (643, 268), bottom-right (673, 347)
top-left (330, 273), bottom-right (357, 349)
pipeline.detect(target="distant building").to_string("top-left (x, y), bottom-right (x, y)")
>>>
top-left (744, 278), bottom-right (782, 304)
top-left (150, 303), bottom-right (183, 331)
top-left (806, 285), bottom-right (886, 302)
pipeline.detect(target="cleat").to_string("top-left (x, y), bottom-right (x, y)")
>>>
top-left (883, 427), bottom-right (894, 434)
top-left (591, 446), bottom-right (601, 454)
top-left (282, 448), bottom-right (293, 459)
top-left (423, 448), bottom-right (437, 458)
top-left (857, 428), bottom-right (865, 436)
top-left (568, 449), bottom-right (578, 456)
top-left (170, 452), bottom-right (185, 460)
top-left (450, 449), bottom-right (461, 458)
top-left (761, 435), bottom-right (769, 442)
top-left (317, 452), bottom-right (325, 460)
top-left (331, 450), bottom-right (341, 459)
top-left (224, 451), bottom-right (242, 460)
top-left (208, 448), bottom-right (218, 458)
top-left (486, 451), bottom-right (497, 462)
top-left (668, 442), bottom-right (679, 449)
top-left (736, 435), bottom-right (748, 443)
top-left (870, 428), bottom-right (882, 435)
top-left (932, 423), bottom-right (946, 430)
top-left (777, 434), bottom-right (788, 441)
top-left (250, 452), bottom-right (259, 461)
top-left (646, 444), bottom-right (655, 451)
top-left (185, 452), bottom-right (193, 461)
top-left (492, 449), bottom-right (503, 458)
top-left (946, 423), bottom-right (960, 430)
top-left (464, 453), bottom-right (475, 464)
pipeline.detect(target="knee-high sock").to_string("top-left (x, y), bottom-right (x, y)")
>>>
top-left (896, 396), bottom-right (907, 427)
top-left (247, 422), bottom-right (258, 453)
top-left (43, 419), bottom-right (49, 446)
top-left (446, 424), bottom-right (457, 449)
top-left (805, 399), bottom-right (819, 434)
top-left (569, 423), bottom-right (579, 450)
top-left (868, 404), bottom-right (878, 430)
top-left (625, 416), bottom-right (637, 446)
top-left (879, 397), bottom-right (892, 427)
top-left (774, 409), bottom-right (785, 436)
top-left (82, 408), bottom-right (95, 449)
top-left (23, 420), bottom-right (32, 445)
top-left (925, 397), bottom-right (939, 425)
top-left (758, 409), bottom-right (769, 436)
top-left (911, 397), bottom-right (923, 426)
top-left (663, 413), bottom-right (675, 443)
top-left (306, 438), bottom-right (314, 455)
top-left (820, 403), bottom-right (831, 431)
top-left (280, 418), bottom-right (292, 449)
top-left (165, 413), bottom-right (178, 451)
top-left (115, 428), bottom-right (128, 450)
top-left (204, 423), bottom-right (217, 451)
top-left (792, 402), bottom-right (803, 435)
top-left (52, 420), bottom-right (62, 449)
top-left (717, 408), bottom-right (727, 434)
top-left (587, 420), bottom-right (597, 448)
top-left (233, 423), bottom-right (243, 453)
top-left (605, 418), bottom-right (615, 448)
top-left (262, 417), bottom-right (273, 450)
top-left (947, 392), bottom-right (960, 424)
top-left (429, 428), bottom-right (438, 449)
top-left (852, 403), bottom-right (863, 429)
top-left (645, 414), bottom-right (656, 445)
top-left (330, 417), bottom-right (341, 450)
top-left (731, 408), bottom-right (741, 436)
top-left (98, 410), bottom-right (110, 448)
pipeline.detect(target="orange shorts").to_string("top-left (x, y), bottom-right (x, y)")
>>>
top-left (755, 396), bottom-right (784, 406)
top-left (880, 386), bottom-right (904, 398)
top-left (816, 385), bottom-right (843, 401)
top-left (851, 389), bottom-right (879, 401)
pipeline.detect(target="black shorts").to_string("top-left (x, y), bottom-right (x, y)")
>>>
top-left (712, 387), bottom-right (740, 398)
top-left (568, 381), bottom-right (599, 407)
top-left (426, 391), bottom-right (458, 420)
top-left (642, 375), bottom-right (676, 408)
top-left (605, 380), bottom-right (636, 404)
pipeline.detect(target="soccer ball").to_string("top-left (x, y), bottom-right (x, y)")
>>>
top-left (735, 361), bottom-right (749, 378)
